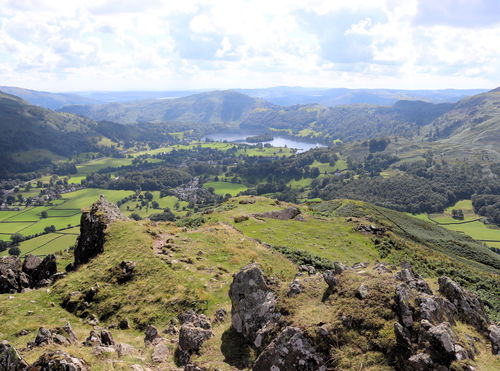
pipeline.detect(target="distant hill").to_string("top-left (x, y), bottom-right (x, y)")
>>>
top-left (425, 87), bottom-right (500, 161)
top-left (238, 87), bottom-right (486, 106)
top-left (60, 90), bottom-right (273, 125)
top-left (0, 86), bottom-right (97, 110)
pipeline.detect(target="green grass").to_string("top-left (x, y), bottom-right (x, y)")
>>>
top-left (119, 192), bottom-right (188, 218)
top-left (76, 157), bottom-right (133, 175)
top-left (53, 189), bottom-right (133, 210)
top-left (413, 199), bottom-right (500, 249)
top-left (0, 211), bottom-right (20, 221)
top-left (203, 181), bottom-right (248, 196)
top-left (67, 175), bottom-right (86, 184)
top-left (4, 207), bottom-right (49, 221)
top-left (288, 178), bottom-right (313, 190)
top-left (0, 232), bottom-right (78, 257)
top-left (236, 146), bottom-right (294, 157)
top-left (0, 222), bottom-right (35, 234)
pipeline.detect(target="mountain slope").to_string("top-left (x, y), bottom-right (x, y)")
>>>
top-left (61, 90), bottom-right (272, 125)
top-left (1, 196), bottom-right (498, 370)
top-left (0, 86), bottom-right (97, 109)
top-left (426, 88), bottom-right (500, 160)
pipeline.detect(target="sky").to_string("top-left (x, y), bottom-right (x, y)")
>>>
top-left (0, 0), bottom-right (499, 92)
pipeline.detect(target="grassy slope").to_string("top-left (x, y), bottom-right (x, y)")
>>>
top-left (203, 181), bottom-right (248, 196)
top-left (1, 196), bottom-right (499, 369)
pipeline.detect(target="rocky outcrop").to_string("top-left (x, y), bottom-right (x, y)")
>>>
top-left (28, 323), bottom-right (78, 348)
top-left (83, 329), bottom-right (114, 347)
top-left (253, 327), bottom-right (326, 371)
top-left (254, 207), bottom-right (301, 221)
top-left (438, 276), bottom-right (490, 332)
top-left (489, 325), bottom-right (500, 355)
top-left (74, 195), bottom-right (126, 267)
top-left (177, 311), bottom-right (214, 365)
top-left (0, 254), bottom-right (57, 294)
top-left (392, 265), bottom-right (488, 369)
top-left (31, 350), bottom-right (89, 370)
top-left (0, 341), bottom-right (29, 370)
top-left (228, 264), bottom-right (278, 348)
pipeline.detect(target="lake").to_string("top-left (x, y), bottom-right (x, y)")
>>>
top-left (205, 132), bottom-right (326, 153)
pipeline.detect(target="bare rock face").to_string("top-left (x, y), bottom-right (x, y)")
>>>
top-left (31, 350), bottom-right (89, 370)
top-left (177, 311), bottom-right (214, 365)
top-left (0, 340), bottom-right (29, 370)
top-left (28, 323), bottom-right (78, 348)
top-left (1, 255), bottom-right (57, 293)
top-left (438, 276), bottom-right (490, 332)
top-left (489, 325), bottom-right (500, 355)
top-left (253, 327), bottom-right (326, 371)
top-left (74, 195), bottom-right (126, 267)
top-left (228, 264), bottom-right (278, 347)
top-left (395, 262), bottom-right (432, 294)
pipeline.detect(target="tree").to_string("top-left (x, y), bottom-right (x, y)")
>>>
top-left (152, 201), bottom-right (160, 209)
top-left (8, 246), bottom-right (21, 256)
top-left (10, 233), bottom-right (24, 245)
top-left (130, 213), bottom-right (142, 221)
top-left (41, 210), bottom-right (48, 218)
top-left (44, 225), bottom-right (56, 233)
top-left (0, 240), bottom-right (8, 252)
top-left (145, 192), bottom-right (154, 201)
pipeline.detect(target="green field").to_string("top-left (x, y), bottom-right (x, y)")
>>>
top-left (236, 146), bottom-right (294, 157)
top-left (203, 181), bottom-right (248, 196)
top-left (76, 157), bottom-right (133, 175)
top-left (119, 192), bottom-right (188, 218)
top-left (0, 232), bottom-right (78, 257)
top-left (414, 199), bottom-right (500, 249)
top-left (53, 189), bottom-right (133, 210)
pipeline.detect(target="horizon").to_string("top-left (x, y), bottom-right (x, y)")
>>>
top-left (1, 0), bottom-right (499, 91)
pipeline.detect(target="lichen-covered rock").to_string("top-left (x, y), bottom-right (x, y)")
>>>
top-left (31, 350), bottom-right (89, 370)
top-left (287, 279), bottom-right (302, 297)
top-left (438, 276), bottom-right (489, 332)
top-left (152, 342), bottom-right (169, 363)
top-left (178, 310), bottom-right (211, 329)
top-left (31, 255), bottom-right (57, 284)
top-left (229, 264), bottom-right (278, 346)
top-left (29, 323), bottom-right (78, 348)
top-left (22, 255), bottom-right (42, 276)
top-left (213, 308), bottom-right (227, 323)
top-left (0, 340), bottom-right (29, 370)
top-left (74, 195), bottom-right (126, 267)
top-left (489, 325), bottom-right (500, 355)
top-left (407, 352), bottom-right (433, 370)
top-left (177, 312), bottom-right (214, 366)
top-left (395, 262), bottom-right (432, 294)
top-left (395, 284), bottom-right (414, 328)
top-left (83, 330), bottom-right (103, 347)
top-left (415, 294), bottom-right (457, 325)
top-left (0, 256), bottom-right (27, 293)
top-left (253, 326), bottom-right (326, 371)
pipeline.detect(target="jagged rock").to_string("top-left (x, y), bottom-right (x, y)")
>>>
top-left (178, 311), bottom-right (211, 329)
top-left (415, 294), bottom-right (457, 325)
top-left (74, 195), bottom-right (126, 267)
top-left (0, 256), bottom-right (27, 293)
top-left (408, 353), bottom-right (434, 370)
top-left (22, 255), bottom-right (42, 276)
top-left (31, 350), bottom-right (89, 370)
top-left (234, 215), bottom-right (249, 223)
top-left (254, 206), bottom-right (301, 220)
top-left (164, 325), bottom-right (178, 335)
top-left (298, 265), bottom-right (316, 275)
top-left (239, 199), bottom-right (255, 204)
top-left (356, 284), bottom-right (369, 299)
top-left (0, 340), bottom-right (29, 370)
top-left (117, 261), bottom-right (136, 282)
top-left (322, 270), bottom-right (339, 291)
top-left (395, 262), bottom-right (432, 294)
top-left (395, 284), bottom-right (414, 328)
top-left (422, 321), bottom-right (473, 365)
top-left (115, 343), bottom-right (137, 357)
top-left (394, 322), bottom-right (412, 355)
top-left (31, 255), bottom-right (57, 284)
top-left (16, 329), bottom-right (30, 337)
top-left (100, 329), bottom-right (115, 346)
top-left (152, 342), bottom-right (169, 363)
top-left (253, 326), bottom-right (326, 371)
top-left (287, 279), bottom-right (302, 297)
top-left (29, 323), bottom-right (77, 348)
top-left (92, 346), bottom-right (116, 356)
top-left (488, 324), bottom-right (500, 355)
top-left (83, 330), bottom-right (103, 347)
top-left (352, 261), bottom-right (369, 270)
top-left (177, 324), bottom-right (213, 365)
top-left (373, 262), bottom-right (393, 273)
top-left (438, 276), bottom-right (489, 332)
top-left (229, 264), bottom-right (278, 346)
top-left (213, 308), bottom-right (227, 323)
top-left (119, 319), bottom-right (130, 330)
top-left (144, 325), bottom-right (162, 345)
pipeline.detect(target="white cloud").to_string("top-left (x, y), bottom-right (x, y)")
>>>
top-left (0, 0), bottom-right (498, 91)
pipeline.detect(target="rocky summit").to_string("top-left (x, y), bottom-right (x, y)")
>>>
top-left (0, 196), bottom-right (499, 370)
